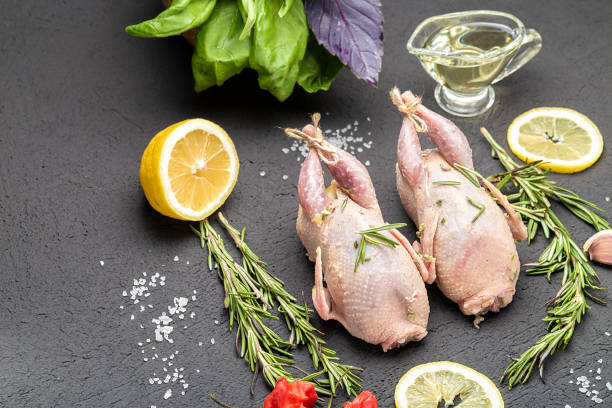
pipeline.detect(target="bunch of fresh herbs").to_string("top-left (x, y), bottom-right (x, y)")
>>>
top-left (126, 0), bottom-right (384, 101)
top-left (480, 128), bottom-right (609, 389)
top-left (190, 213), bottom-right (362, 397)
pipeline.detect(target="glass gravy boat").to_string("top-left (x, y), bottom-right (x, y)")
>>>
top-left (407, 10), bottom-right (542, 117)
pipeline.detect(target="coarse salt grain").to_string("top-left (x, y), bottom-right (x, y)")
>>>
top-left (606, 382), bottom-right (612, 391)
top-left (605, 196), bottom-right (610, 202)
top-left (100, 260), bottom-right (104, 266)
top-left (597, 359), bottom-right (603, 363)
top-left (163, 389), bottom-right (172, 399)
top-left (173, 256), bottom-right (179, 262)
top-left (211, 338), bottom-right (215, 344)
top-left (282, 174), bottom-right (289, 180)
top-left (260, 171), bottom-right (266, 177)
top-left (605, 331), bottom-right (610, 336)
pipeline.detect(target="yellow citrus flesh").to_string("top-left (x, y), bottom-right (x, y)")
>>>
top-left (395, 361), bottom-right (504, 408)
top-left (140, 119), bottom-right (239, 221)
top-left (507, 107), bottom-right (603, 173)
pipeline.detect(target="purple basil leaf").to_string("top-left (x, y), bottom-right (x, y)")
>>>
top-left (304, 0), bottom-right (383, 86)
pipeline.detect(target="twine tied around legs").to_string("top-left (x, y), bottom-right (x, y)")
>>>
top-left (389, 87), bottom-right (428, 132)
top-left (284, 113), bottom-right (339, 165)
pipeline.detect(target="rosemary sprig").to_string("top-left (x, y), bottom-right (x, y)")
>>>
top-left (191, 220), bottom-right (305, 394)
top-left (481, 127), bottom-right (609, 389)
top-left (217, 213), bottom-right (363, 397)
top-left (354, 223), bottom-right (407, 272)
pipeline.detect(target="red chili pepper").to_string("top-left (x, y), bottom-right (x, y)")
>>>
top-left (264, 377), bottom-right (318, 408)
top-left (343, 391), bottom-right (378, 408)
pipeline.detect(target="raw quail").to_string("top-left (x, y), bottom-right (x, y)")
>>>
top-left (286, 114), bottom-right (430, 350)
top-left (391, 89), bottom-right (528, 319)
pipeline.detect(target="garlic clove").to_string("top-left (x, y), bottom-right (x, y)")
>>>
top-left (583, 229), bottom-right (612, 265)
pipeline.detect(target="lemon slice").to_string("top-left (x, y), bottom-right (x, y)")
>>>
top-left (140, 119), bottom-right (239, 221)
top-left (395, 361), bottom-right (504, 408)
top-left (507, 107), bottom-right (603, 173)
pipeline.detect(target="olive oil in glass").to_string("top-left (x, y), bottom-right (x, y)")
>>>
top-left (407, 11), bottom-right (542, 117)
top-left (422, 22), bottom-right (519, 91)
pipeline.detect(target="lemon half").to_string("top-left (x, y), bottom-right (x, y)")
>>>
top-left (395, 361), bottom-right (504, 408)
top-left (507, 107), bottom-right (603, 173)
top-left (140, 119), bottom-right (239, 221)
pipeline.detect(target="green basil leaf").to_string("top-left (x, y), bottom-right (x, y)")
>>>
top-left (279, 0), bottom-right (295, 17)
top-left (249, 0), bottom-right (308, 101)
top-left (236, 0), bottom-right (256, 40)
top-left (126, 0), bottom-right (217, 38)
top-left (298, 35), bottom-right (344, 93)
top-left (191, 0), bottom-right (250, 91)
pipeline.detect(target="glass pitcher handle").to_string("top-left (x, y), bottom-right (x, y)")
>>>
top-left (492, 28), bottom-right (542, 84)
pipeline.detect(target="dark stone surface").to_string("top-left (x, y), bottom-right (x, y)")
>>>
top-left (1, 0), bottom-right (611, 407)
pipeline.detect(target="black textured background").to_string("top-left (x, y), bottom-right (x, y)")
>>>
top-left (1, 0), bottom-right (611, 407)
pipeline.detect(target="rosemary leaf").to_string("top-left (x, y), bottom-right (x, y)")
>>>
top-left (466, 196), bottom-right (486, 222)
top-left (432, 180), bottom-right (461, 186)
top-left (454, 163), bottom-right (483, 188)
